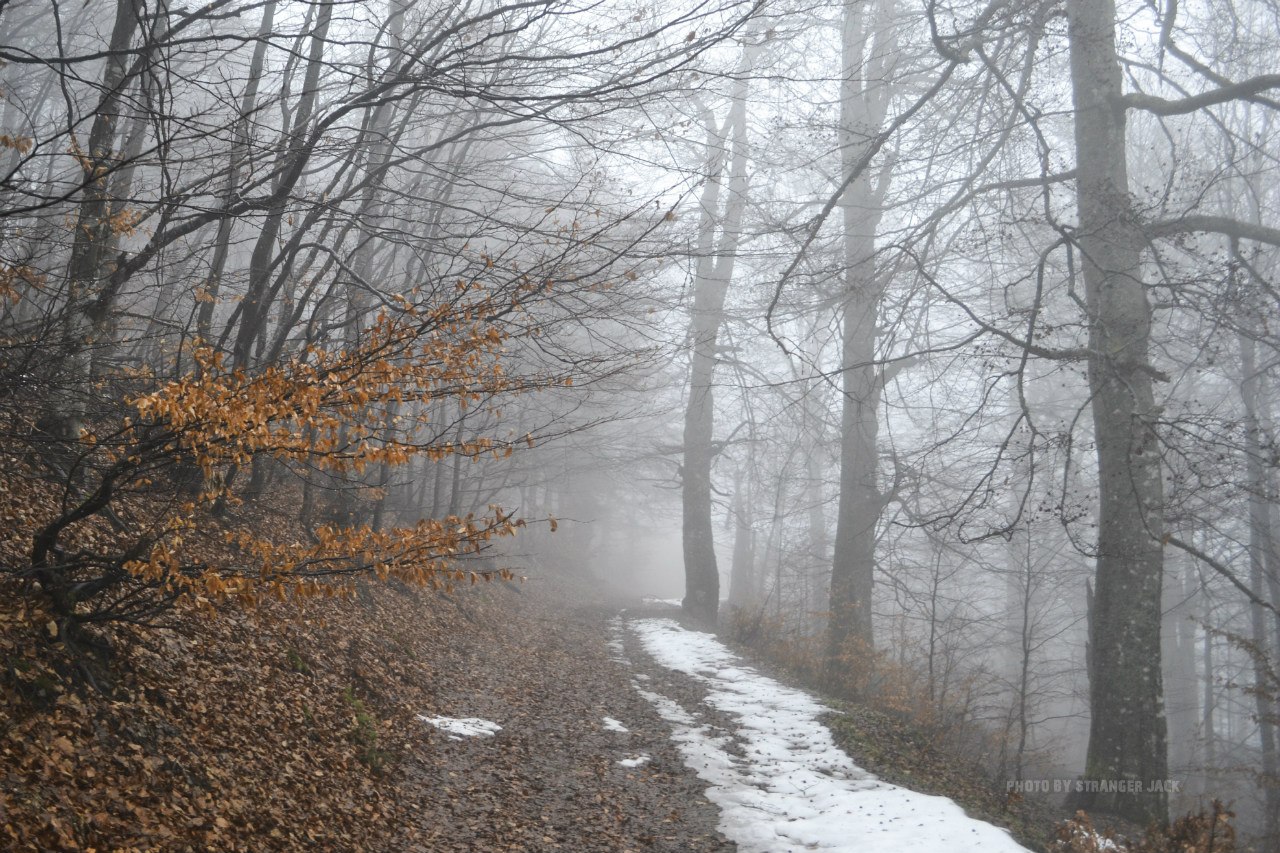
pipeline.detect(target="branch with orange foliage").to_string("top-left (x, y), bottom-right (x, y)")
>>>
top-left (22, 286), bottom-right (556, 630)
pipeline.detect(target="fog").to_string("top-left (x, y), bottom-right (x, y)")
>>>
top-left (1, 0), bottom-right (1279, 845)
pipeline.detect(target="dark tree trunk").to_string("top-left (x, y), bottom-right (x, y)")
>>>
top-left (43, 0), bottom-right (143, 452)
top-left (197, 0), bottom-right (276, 342)
top-left (681, 40), bottom-right (757, 630)
top-left (1241, 331), bottom-right (1280, 841)
top-left (1067, 0), bottom-right (1168, 825)
top-left (232, 0), bottom-right (332, 368)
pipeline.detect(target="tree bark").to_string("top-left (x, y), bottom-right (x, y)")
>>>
top-left (43, 0), bottom-right (143, 450)
top-left (1241, 330), bottom-right (1280, 840)
top-left (1161, 552), bottom-right (1198, 779)
top-left (1202, 585), bottom-right (1217, 786)
top-left (232, 0), bottom-right (332, 368)
top-left (726, 463), bottom-right (756, 610)
top-left (197, 0), bottom-right (276, 342)
top-left (1067, 0), bottom-right (1168, 824)
top-left (681, 39), bottom-right (758, 629)
top-left (826, 0), bottom-right (893, 679)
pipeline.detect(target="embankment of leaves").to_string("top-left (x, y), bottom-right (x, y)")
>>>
top-left (0, 573), bottom-right (532, 851)
top-left (0, 455), bottom-right (521, 851)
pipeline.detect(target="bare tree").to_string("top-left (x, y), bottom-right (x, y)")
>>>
top-left (681, 35), bottom-right (760, 628)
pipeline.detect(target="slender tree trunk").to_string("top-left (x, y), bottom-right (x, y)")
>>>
top-left (431, 406), bottom-right (450, 518)
top-left (448, 416), bottom-right (465, 517)
top-left (803, 388), bottom-right (829, 627)
top-left (371, 398), bottom-right (401, 531)
top-left (681, 39), bottom-right (758, 629)
top-left (44, 0), bottom-right (142, 449)
top-left (233, 0), bottom-right (332, 368)
top-left (1001, 527), bottom-right (1035, 782)
top-left (198, 0), bottom-right (276, 342)
top-left (334, 4), bottom-right (411, 521)
top-left (1162, 551), bottom-right (1198, 778)
top-left (826, 0), bottom-right (893, 680)
top-left (1269, 493), bottom-right (1280, 675)
top-left (342, 0), bottom-right (409, 353)
top-left (1241, 331), bottom-right (1280, 839)
top-left (726, 464), bottom-right (756, 610)
top-left (1201, 573), bottom-right (1217, 788)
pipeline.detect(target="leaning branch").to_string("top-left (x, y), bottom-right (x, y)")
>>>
top-left (1121, 74), bottom-right (1280, 116)
top-left (1167, 534), bottom-right (1280, 617)
top-left (1147, 214), bottom-right (1280, 247)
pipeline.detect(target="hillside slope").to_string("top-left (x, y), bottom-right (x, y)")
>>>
top-left (1, 569), bottom-right (733, 851)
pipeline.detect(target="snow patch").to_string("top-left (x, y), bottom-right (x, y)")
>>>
top-left (418, 714), bottom-right (502, 740)
top-left (630, 618), bottom-right (1031, 853)
top-left (606, 615), bottom-right (630, 664)
top-left (602, 717), bottom-right (630, 733)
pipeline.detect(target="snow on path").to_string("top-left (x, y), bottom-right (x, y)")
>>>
top-left (618, 754), bottom-right (651, 768)
top-left (629, 618), bottom-right (1031, 853)
top-left (417, 715), bottom-right (502, 740)
top-left (606, 615), bottom-right (631, 664)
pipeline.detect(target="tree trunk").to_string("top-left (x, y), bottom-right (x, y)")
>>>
top-left (1067, 0), bottom-right (1168, 824)
top-left (232, 0), bottom-right (332, 368)
top-left (1161, 551), bottom-right (1198, 779)
top-left (681, 40), bottom-right (758, 629)
top-left (1241, 331), bottom-right (1280, 840)
top-left (726, 464), bottom-right (756, 610)
top-left (1202, 599), bottom-right (1217, 783)
top-left (826, 0), bottom-right (893, 680)
top-left (803, 388), bottom-right (830, 628)
top-left (197, 0), bottom-right (276, 342)
top-left (43, 0), bottom-right (142, 452)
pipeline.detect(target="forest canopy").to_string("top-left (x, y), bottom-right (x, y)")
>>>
top-left (0, 0), bottom-right (757, 628)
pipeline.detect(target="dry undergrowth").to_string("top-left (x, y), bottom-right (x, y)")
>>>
top-left (0, 453), bottom-right (514, 851)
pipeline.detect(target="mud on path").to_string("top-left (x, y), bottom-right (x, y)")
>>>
top-left (0, 568), bottom-right (733, 853)
top-left (393, 587), bottom-right (734, 853)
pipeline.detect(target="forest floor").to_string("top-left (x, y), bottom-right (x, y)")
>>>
top-left (1, 461), bottom-right (1045, 851)
top-left (0, 574), bottom-right (1051, 852)
top-left (1, 571), bottom-right (736, 852)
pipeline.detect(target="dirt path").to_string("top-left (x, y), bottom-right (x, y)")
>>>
top-left (389, 590), bottom-right (734, 853)
top-left (0, 568), bottom-right (736, 852)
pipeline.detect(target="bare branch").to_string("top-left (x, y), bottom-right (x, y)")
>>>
top-left (1147, 214), bottom-right (1280, 246)
top-left (1121, 73), bottom-right (1280, 116)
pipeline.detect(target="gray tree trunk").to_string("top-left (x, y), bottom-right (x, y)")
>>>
top-left (197, 0), bottom-right (277, 342)
top-left (1067, 0), bottom-right (1168, 824)
top-left (43, 0), bottom-right (143, 451)
top-left (1241, 330), bottom-right (1280, 840)
top-left (681, 39), bottom-right (758, 629)
top-left (232, 0), bottom-right (333, 368)
top-left (1161, 552), bottom-right (1198, 780)
top-left (726, 464), bottom-right (757, 611)
top-left (826, 0), bottom-right (893, 678)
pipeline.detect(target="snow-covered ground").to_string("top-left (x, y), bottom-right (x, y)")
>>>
top-left (640, 597), bottom-right (685, 607)
top-left (628, 618), bottom-right (1031, 853)
top-left (417, 714), bottom-right (502, 740)
top-left (618, 754), bottom-right (651, 768)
